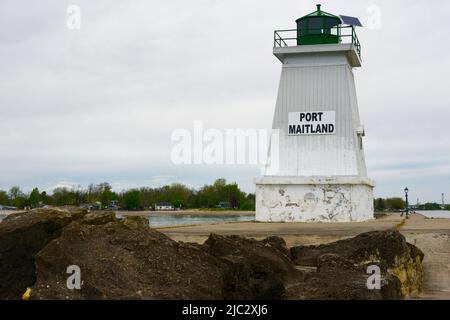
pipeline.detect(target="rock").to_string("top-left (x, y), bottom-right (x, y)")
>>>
top-left (261, 236), bottom-right (290, 257)
top-left (201, 234), bottom-right (304, 299)
top-left (290, 230), bottom-right (424, 298)
top-left (0, 208), bottom-right (86, 299)
top-left (31, 217), bottom-right (225, 299)
top-left (80, 211), bottom-right (116, 225)
top-left (286, 253), bottom-right (402, 300)
top-left (0, 208), bottom-right (424, 300)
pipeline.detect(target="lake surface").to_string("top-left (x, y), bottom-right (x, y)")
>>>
top-left (416, 210), bottom-right (450, 219)
top-left (2, 211), bottom-right (449, 225)
top-left (143, 213), bottom-right (255, 228)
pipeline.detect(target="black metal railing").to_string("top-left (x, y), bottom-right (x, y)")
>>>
top-left (274, 25), bottom-right (361, 58)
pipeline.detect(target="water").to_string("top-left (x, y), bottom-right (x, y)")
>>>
top-left (416, 210), bottom-right (450, 219)
top-left (3, 211), bottom-right (448, 224)
top-left (144, 213), bottom-right (254, 228)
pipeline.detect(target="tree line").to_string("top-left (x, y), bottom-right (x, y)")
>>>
top-left (374, 197), bottom-right (450, 211)
top-left (2, 184), bottom-right (446, 212)
top-left (0, 179), bottom-right (255, 211)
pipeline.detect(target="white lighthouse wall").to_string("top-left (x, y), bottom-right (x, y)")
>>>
top-left (255, 181), bottom-right (374, 222)
top-left (347, 66), bottom-right (368, 177)
top-left (266, 52), bottom-right (367, 178)
top-left (255, 48), bottom-right (374, 222)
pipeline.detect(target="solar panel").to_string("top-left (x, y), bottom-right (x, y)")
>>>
top-left (339, 15), bottom-right (363, 27)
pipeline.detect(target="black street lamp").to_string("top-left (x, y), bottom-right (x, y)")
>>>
top-left (404, 187), bottom-right (409, 218)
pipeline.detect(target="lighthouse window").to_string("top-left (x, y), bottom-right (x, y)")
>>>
top-left (298, 20), bottom-right (308, 36)
top-left (298, 17), bottom-right (340, 37)
top-left (323, 17), bottom-right (340, 35)
top-left (308, 18), bottom-right (323, 34)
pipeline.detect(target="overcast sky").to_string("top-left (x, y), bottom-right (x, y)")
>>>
top-left (0, 0), bottom-right (449, 203)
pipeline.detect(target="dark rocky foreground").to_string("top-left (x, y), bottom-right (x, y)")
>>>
top-left (0, 208), bottom-right (424, 300)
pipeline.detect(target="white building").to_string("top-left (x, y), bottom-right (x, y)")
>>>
top-left (155, 202), bottom-right (174, 211)
top-left (255, 5), bottom-right (374, 222)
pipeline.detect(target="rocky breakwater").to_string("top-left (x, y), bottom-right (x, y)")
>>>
top-left (289, 230), bottom-right (424, 298)
top-left (0, 208), bottom-right (424, 299)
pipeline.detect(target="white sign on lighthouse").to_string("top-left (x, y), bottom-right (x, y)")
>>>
top-left (288, 111), bottom-right (336, 136)
top-left (255, 4), bottom-right (375, 222)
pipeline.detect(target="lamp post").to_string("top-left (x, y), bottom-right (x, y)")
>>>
top-left (404, 187), bottom-right (409, 218)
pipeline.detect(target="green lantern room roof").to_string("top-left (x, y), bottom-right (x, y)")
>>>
top-left (295, 4), bottom-right (341, 22)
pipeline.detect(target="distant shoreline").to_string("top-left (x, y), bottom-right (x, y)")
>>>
top-left (0, 209), bottom-right (255, 217)
top-left (117, 210), bottom-right (255, 217)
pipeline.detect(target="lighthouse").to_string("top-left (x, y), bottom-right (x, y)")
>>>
top-left (255, 4), bottom-right (374, 222)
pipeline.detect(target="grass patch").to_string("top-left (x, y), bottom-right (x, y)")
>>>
top-left (394, 218), bottom-right (406, 230)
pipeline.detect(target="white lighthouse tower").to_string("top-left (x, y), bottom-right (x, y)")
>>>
top-left (255, 4), bottom-right (374, 222)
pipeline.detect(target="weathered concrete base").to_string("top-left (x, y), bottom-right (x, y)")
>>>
top-left (254, 176), bottom-right (375, 223)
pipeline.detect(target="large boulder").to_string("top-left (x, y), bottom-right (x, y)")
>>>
top-left (201, 234), bottom-right (304, 299)
top-left (290, 230), bottom-right (424, 298)
top-left (31, 216), bottom-right (225, 299)
top-left (0, 208), bottom-right (86, 299)
top-left (286, 253), bottom-right (403, 300)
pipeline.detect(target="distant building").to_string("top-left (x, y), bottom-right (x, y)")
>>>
top-left (108, 200), bottom-right (119, 210)
top-left (92, 202), bottom-right (102, 210)
top-left (215, 202), bottom-right (231, 209)
top-left (155, 202), bottom-right (174, 211)
top-left (79, 203), bottom-right (92, 210)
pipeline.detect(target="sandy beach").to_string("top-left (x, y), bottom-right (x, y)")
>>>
top-left (158, 213), bottom-right (450, 299)
top-left (158, 213), bottom-right (402, 246)
top-left (401, 215), bottom-right (450, 297)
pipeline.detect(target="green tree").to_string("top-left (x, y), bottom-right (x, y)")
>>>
top-left (8, 186), bottom-right (23, 201)
top-left (52, 187), bottom-right (76, 206)
top-left (98, 183), bottom-right (117, 207)
top-left (139, 187), bottom-right (157, 209)
top-left (122, 189), bottom-right (141, 210)
top-left (29, 187), bottom-right (42, 208)
top-left (165, 183), bottom-right (192, 209)
top-left (374, 198), bottom-right (386, 211)
top-left (419, 202), bottom-right (441, 210)
top-left (197, 184), bottom-right (219, 208)
top-left (71, 186), bottom-right (88, 206)
top-left (15, 196), bottom-right (28, 208)
top-left (195, 178), bottom-right (247, 209)
top-left (222, 183), bottom-right (242, 209)
top-left (0, 190), bottom-right (9, 206)
top-left (40, 191), bottom-right (50, 205)
top-left (8, 186), bottom-right (26, 208)
top-left (386, 197), bottom-right (405, 210)
top-left (239, 193), bottom-right (255, 210)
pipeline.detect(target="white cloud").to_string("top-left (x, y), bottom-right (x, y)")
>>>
top-left (0, 0), bottom-right (449, 202)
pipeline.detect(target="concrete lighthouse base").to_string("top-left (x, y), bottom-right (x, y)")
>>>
top-left (254, 176), bottom-right (375, 223)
